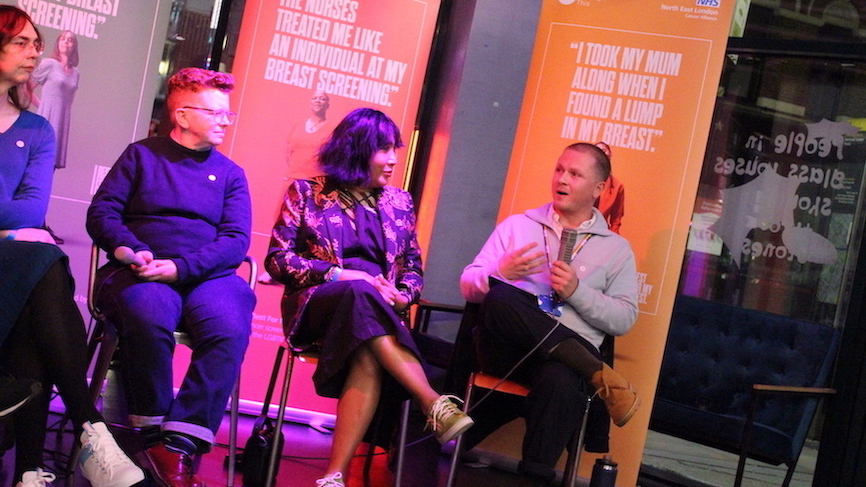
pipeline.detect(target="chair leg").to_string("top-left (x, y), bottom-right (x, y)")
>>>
top-left (446, 375), bottom-right (475, 487)
top-left (734, 454), bottom-right (747, 487)
top-left (227, 378), bottom-right (240, 487)
top-left (89, 322), bottom-right (118, 404)
top-left (362, 440), bottom-right (376, 486)
top-left (781, 462), bottom-right (797, 487)
top-left (66, 431), bottom-right (82, 483)
top-left (358, 396), bottom-right (412, 487)
top-left (265, 348), bottom-right (294, 487)
top-left (561, 395), bottom-right (593, 487)
top-left (445, 425), bottom-right (465, 487)
top-left (362, 395), bottom-right (387, 487)
top-left (393, 399), bottom-right (410, 487)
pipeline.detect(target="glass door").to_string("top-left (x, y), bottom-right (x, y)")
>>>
top-left (642, 49), bottom-right (866, 486)
top-left (680, 51), bottom-right (866, 327)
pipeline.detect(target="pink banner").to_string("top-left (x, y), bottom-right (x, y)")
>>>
top-left (225, 0), bottom-right (441, 414)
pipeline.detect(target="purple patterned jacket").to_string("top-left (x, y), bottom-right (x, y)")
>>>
top-left (265, 177), bottom-right (423, 340)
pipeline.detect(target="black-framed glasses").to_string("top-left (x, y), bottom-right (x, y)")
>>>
top-left (6, 37), bottom-right (44, 55)
top-left (181, 106), bottom-right (237, 124)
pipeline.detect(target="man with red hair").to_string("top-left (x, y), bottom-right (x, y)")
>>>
top-left (87, 67), bottom-right (254, 487)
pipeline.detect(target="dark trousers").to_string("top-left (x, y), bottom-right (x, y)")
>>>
top-left (2, 259), bottom-right (101, 478)
top-left (474, 282), bottom-right (604, 482)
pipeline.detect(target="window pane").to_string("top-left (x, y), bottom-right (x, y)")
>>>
top-left (739, 1), bottom-right (865, 44)
top-left (680, 53), bottom-right (866, 326)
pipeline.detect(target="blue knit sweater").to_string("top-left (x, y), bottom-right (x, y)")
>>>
top-left (0, 111), bottom-right (56, 230)
top-left (86, 136), bottom-right (251, 285)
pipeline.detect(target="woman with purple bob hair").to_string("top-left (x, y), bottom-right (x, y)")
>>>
top-left (266, 108), bottom-right (473, 486)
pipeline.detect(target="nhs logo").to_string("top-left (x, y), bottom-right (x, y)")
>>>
top-left (696, 0), bottom-right (720, 6)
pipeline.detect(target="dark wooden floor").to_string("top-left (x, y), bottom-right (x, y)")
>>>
top-left (0, 406), bottom-right (548, 487)
top-left (2, 407), bottom-right (816, 487)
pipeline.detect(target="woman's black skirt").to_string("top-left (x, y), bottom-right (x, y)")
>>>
top-left (296, 279), bottom-right (421, 399)
top-left (0, 241), bottom-right (68, 345)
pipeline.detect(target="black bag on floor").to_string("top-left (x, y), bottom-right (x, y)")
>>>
top-left (242, 347), bottom-right (286, 487)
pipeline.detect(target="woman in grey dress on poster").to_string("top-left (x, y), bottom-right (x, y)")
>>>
top-left (32, 29), bottom-right (79, 170)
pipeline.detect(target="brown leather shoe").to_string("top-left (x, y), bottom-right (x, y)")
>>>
top-left (144, 443), bottom-right (205, 487)
top-left (590, 363), bottom-right (640, 427)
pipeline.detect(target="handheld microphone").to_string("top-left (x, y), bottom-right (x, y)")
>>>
top-left (114, 246), bottom-right (146, 267)
top-left (550, 228), bottom-right (580, 312)
top-left (558, 228), bottom-right (580, 264)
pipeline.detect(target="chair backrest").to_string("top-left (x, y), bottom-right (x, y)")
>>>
top-left (658, 295), bottom-right (839, 417)
top-left (653, 294), bottom-right (841, 462)
top-left (87, 244), bottom-right (106, 322)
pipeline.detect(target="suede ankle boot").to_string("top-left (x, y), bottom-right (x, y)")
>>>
top-left (590, 364), bottom-right (640, 427)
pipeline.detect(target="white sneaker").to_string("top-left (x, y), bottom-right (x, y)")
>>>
top-left (16, 468), bottom-right (56, 487)
top-left (78, 421), bottom-right (145, 487)
top-left (315, 472), bottom-right (344, 486)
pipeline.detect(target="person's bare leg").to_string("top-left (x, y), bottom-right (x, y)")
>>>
top-left (325, 346), bottom-right (383, 476)
top-left (367, 335), bottom-right (440, 412)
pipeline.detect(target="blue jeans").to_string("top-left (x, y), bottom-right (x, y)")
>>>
top-left (96, 266), bottom-right (254, 447)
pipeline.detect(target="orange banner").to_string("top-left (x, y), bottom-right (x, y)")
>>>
top-left (224, 0), bottom-right (440, 415)
top-left (500, 1), bottom-right (735, 484)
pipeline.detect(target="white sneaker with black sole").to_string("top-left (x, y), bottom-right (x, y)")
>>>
top-left (16, 468), bottom-right (56, 487)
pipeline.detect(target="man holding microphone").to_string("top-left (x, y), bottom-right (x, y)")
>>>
top-left (459, 142), bottom-right (640, 484)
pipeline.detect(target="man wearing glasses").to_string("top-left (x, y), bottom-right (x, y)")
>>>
top-left (86, 67), bottom-right (254, 487)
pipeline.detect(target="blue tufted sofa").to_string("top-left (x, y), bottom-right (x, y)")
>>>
top-left (649, 294), bottom-right (840, 487)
